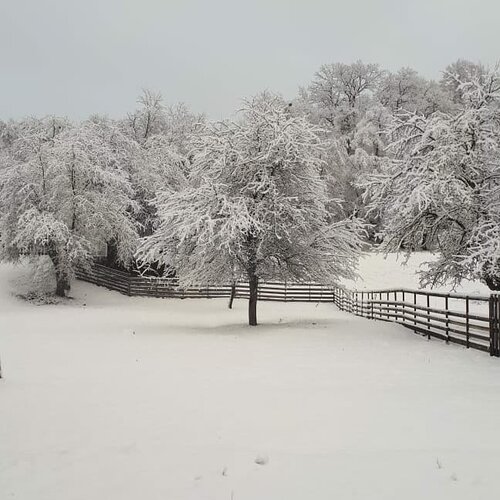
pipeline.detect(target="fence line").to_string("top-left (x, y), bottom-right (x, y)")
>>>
top-left (75, 264), bottom-right (336, 301)
top-left (76, 263), bottom-right (500, 358)
top-left (332, 287), bottom-right (497, 356)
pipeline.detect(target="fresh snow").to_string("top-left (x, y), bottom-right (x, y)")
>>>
top-left (346, 252), bottom-right (491, 316)
top-left (1, 258), bottom-right (500, 500)
top-left (347, 251), bottom-right (491, 296)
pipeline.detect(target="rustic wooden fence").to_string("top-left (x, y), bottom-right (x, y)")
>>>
top-left (75, 263), bottom-right (335, 301)
top-left (76, 263), bottom-right (500, 357)
top-left (333, 287), bottom-right (500, 356)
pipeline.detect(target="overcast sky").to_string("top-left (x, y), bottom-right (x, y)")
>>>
top-left (1, 0), bottom-right (499, 121)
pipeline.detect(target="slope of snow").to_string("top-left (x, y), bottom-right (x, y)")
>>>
top-left (347, 251), bottom-right (491, 296)
top-left (1, 260), bottom-right (500, 500)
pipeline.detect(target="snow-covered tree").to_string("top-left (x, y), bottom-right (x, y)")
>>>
top-left (120, 91), bottom-right (203, 240)
top-left (308, 61), bottom-right (383, 154)
top-left (441, 59), bottom-right (486, 105)
top-left (301, 62), bottom-right (388, 232)
top-left (365, 66), bottom-right (500, 290)
top-left (310, 61), bottom-right (383, 111)
top-left (377, 67), bottom-right (452, 116)
top-left (126, 90), bottom-right (165, 144)
top-left (138, 92), bottom-right (365, 325)
top-left (0, 116), bottom-right (138, 296)
top-left (124, 90), bottom-right (203, 151)
top-left (0, 119), bottom-right (19, 152)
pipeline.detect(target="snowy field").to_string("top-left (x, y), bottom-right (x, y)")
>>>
top-left (346, 252), bottom-right (491, 316)
top-left (346, 251), bottom-right (491, 296)
top-left (1, 258), bottom-right (500, 500)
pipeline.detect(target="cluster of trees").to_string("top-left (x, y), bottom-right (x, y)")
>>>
top-left (1, 58), bottom-right (499, 324)
top-left (296, 58), bottom-right (500, 292)
top-left (365, 62), bottom-right (500, 290)
top-left (0, 94), bottom-right (202, 295)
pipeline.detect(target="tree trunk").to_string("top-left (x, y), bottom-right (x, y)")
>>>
top-left (106, 239), bottom-right (119, 268)
top-left (482, 263), bottom-right (500, 291)
top-left (55, 271), bottom-right (70, 297)
top-left (484, 273), bottom-right (500, 291)
top-left (248, 272), bottom-right (258, 326)
top-left (246, 233), bottom-right (259, 326)
top-left (228, 282), bottom-right (236, 309)
top-left (48, 248), bottom-right (71, 297)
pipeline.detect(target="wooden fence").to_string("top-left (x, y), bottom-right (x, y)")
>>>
top-left (76, 263), bottom-right (500, 357)
top-left (75, 264), bottom-right (335, 301)
top-left (333, 287), bottom-right (500, 356)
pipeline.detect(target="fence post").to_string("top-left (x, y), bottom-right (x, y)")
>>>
top-left (402, 291), bottom-right (405, 325)
top-left (413, 292), bottom-right (417, 333)
top-left (465, 296), bottom-right (470, 348)
top-left (445, 295), bottom-right (450, 344)
top-left (426, 294), bottom-right (431, 339)
top-left (489, 295), bottom-right (500, 357)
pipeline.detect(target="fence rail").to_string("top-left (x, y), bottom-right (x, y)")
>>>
top-left (76, 263), bottom-right (500, 358)
top-left (333, 287), bottom-right (496, 355)
top-left (75, 264), bottom-right (335, 301)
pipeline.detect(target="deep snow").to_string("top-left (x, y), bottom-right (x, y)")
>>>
top-left (1, 258), bottom-right (500, 500)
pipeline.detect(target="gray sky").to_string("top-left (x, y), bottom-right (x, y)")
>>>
top-left (1, 0), bottom-right (499, 121)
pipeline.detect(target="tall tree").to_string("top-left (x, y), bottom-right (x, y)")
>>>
top-left (120, 91), bottom-right (203, 240)
top-left (138, 93), bottom-right (364, 325)
top-left (377, 67), bottom-right (452, 116)
top-left (308, 60), bottom-right (383, 154)
top-left (302, 61), bottom-right (386, 232)
top-left (441, 59), bottom-right (486, 105)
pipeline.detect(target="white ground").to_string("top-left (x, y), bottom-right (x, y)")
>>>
top-left (346, 251), bottom-right (491, 296)
top-left (1, 256), bottom-right (500, 500)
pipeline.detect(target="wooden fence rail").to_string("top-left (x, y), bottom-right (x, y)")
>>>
top-left (76, 263), bottom-right (500, 358)
top-left (75, 264), bottom-right (336, 301)
top-left (333, 287), bottom-right (499, 356)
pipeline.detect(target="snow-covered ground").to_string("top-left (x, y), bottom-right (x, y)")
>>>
top-left (1, 258), bottom-right (500, 500)
top-left (346, 251), bottom-right (491, 315)
top-left (347, 251), bottom-right (491, 296)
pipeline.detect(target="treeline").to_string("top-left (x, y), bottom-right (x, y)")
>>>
top-left (1, 58), bottom-right (499, 302)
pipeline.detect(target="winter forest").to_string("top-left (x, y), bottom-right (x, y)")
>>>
top-left (1, 58), bottom-right (499, 324)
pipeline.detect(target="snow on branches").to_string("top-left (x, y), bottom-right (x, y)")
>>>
top-left (0, 116), bottom-right (139, 296)
top-left (364, 66), bottom-right (500, 289)
top-left (138, 92), bottom-right (365, 324)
